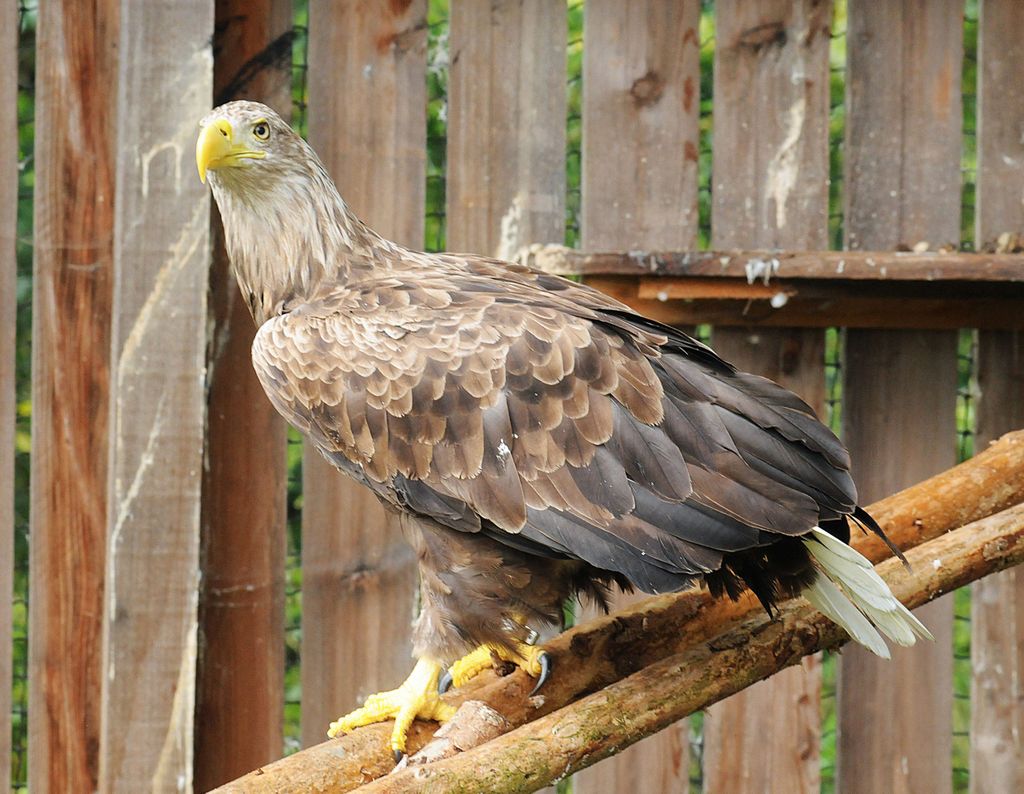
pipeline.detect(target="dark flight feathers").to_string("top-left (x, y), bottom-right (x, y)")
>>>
top-left (251, 255), bottom-right (862, 610)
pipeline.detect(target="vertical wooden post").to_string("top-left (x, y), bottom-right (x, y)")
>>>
top-left (703, 3), bottom-right (832, 791)
top-left (0, 2), bottom-right (16, 790)
top-left (574, 2), bottom-right (700, 791)
top-left (446, 7), bottom-right (566, 787)
top-left (99, 1), bottom-right (213, 789)
top-left (446, 0), bottom-right (566, 259)
top-left (837, 3), bottom-right (961, 793)
top-left (29, 1), bottom-right (118, 790)
top-left (195, 2), bottom-right (292, 789)
top-left (970, 1), bottom-right (1024, 790)
top-left (302, 0), bottom-right (427, 748)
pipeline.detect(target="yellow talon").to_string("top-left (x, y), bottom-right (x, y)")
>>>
top-left (445, 640), bottom-right (549, 690)
top-left (327, 658), bottom-right (456, 757)
top-left (515, 642), bottom-right (547, 678)
top-left (448, 645), bottom-right (502, 688)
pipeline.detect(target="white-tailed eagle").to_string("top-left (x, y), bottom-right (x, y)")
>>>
top-left (197, 101), bottom-right (929, 759)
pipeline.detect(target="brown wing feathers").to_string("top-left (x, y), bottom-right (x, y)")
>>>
top-left (251, 266), bottom-right (861, 607)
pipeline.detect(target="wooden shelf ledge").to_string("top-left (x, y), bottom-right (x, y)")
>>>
top-left (523, 245), bottom-right (1024, 282)
top-left (520, 247), bottom-right (1024, 330)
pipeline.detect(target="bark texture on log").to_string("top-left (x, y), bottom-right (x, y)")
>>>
top-left (365, 503), bottom-right (1024, 794)
top-left (213, 430), bottom-right (1024, 793)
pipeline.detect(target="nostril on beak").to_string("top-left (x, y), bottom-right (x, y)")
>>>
top-left (220, 128), bottom-right (228, 137)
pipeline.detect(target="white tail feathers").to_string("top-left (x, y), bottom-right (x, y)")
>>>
top-left (802, 527), bottom-right (933, 659)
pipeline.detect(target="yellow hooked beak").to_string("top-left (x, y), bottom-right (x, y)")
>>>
top-left (196, 119), bottom-right (265, 183)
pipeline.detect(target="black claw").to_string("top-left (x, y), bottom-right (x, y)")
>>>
top-left (393, 748), bottom-right (405, 764)
top-left (529, 652), bottom-right (551, 695)
top-left (438, 669), bottom-right (453, 695)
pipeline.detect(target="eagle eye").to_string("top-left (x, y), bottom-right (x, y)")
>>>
top-left (253, 121), bottom-right (270, 140)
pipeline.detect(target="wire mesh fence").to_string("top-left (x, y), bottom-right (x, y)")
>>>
top-left (284, 4), bottom-right (310, 756)
top-left (9, 0), bottom-right (984, 791)
top-left (12, 1), bottom-right (36, 790)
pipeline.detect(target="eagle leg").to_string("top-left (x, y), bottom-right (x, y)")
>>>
top-left (438, 641), bottom-right (551, 694)
top-left (327, 657), bottom-right (456, 759)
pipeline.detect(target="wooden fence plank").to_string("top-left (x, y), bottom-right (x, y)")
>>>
top-left (579, 1), bottom-right (700, 254)
top-left (0, 2), bottom-right (16, 790)
top-left (970, 2), bottom-right (1024, 790)
top-left (573, 2), bottom-right (700, 790)
top-left (446, 5), bottom-right (565, 790)
top-left (28, 1), bottom-right (118, 790)
top-left (302, 0), bottom-right (426, 749)
top-left (195, 1), bottom-right (292, 789)
top-left (446, 0), bottom-right (566, 259)
top-left (704, 4), bottom-right (831, 789)
top-left (837, 3), bottom-right (962, 793)
top-left (702, 4), bottom-right (829, 791)
top-left (709, 0), bottom-right (831, 250)
top-left (971, 348), bottom-right (1024, 791)
top-left (98, 2), bottom-right (212, 789)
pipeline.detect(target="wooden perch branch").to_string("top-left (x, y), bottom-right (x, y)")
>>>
top-left (368, 503), bottom-right (1024, 793)
top-left (214, 430), bottom-right (1024, 793)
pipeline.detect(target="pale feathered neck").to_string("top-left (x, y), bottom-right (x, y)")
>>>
top-left (210, 155), bottom-right (404, 325)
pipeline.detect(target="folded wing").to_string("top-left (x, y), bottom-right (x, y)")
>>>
top-left (251, 263), bottom-right (859, 598)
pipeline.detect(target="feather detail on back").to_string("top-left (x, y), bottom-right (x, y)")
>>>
top-left (802, 527), bottom-right (933, 657)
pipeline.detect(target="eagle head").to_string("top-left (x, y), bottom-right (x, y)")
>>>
top-left (195, 100), bottom-right (377, 323)
top-left (196, 100), bottom-right (313, 195)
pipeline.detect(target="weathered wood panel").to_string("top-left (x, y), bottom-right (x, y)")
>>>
top-left (710, 1), bottom-right (831, 249)
top-left (580, 0), bottom-right (701, 253)
top-left (195, 1), bottom-right (292, 789)
top-left (703, 3), bottom-right (831, 791)
top-left (446, 6), bottom-right (565, 789)
top-left (446, 0), bottom-right (566, 259)
top-left (98, 1), bottom-right (213, 789)
top-left (28, 1), bottom-right (118, 790)
top-left (970, 2), bottom-right (1024, 790)
top-left (574, 2), bottom-right (700, 790)
top-left (972, 341), bottom-right (1024, 793)
top-left (302, 0), bottom-right (427, 748)
top-left (528, 275), bottom-right (1024, 331)
top-left (527, 247), bottom-right (1024, 282)
top-left (0, 2), bottom-right (16, 790)
top-left (837, 2), bottom-right (962, 792)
